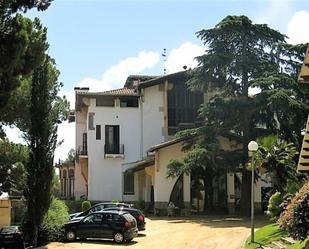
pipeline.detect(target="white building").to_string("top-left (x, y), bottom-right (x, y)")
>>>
top-left (71, 71), bottom-right (264, 214)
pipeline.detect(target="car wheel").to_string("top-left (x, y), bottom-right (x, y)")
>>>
top-left (113, 232), bottom-right (124, 244)
top-left (66, 231), bottom-right (76, 241)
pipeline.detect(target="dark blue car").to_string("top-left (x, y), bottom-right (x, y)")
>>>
top-left (64, 210), bottom-right (138, 244)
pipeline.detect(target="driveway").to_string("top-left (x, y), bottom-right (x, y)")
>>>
top-left (41, 215), bottom-right (268, 249)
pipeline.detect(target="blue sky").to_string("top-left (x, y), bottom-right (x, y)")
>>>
top-left (26, 0), bottom-right (308, 91)
top-left (6, 0), bottom-right (309, 160)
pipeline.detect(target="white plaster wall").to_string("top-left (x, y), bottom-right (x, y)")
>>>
top-left (87, 98), bottom-right (141, 201)
top-left (154, 142), bottom-right (190, 203)
top-left (254, 179), bottom-right (262, 203)
top-left (75, 109), bottom-right (87, 150)
top-left (142, 85), bottom-right (165, 155)
top-left (74, 109), bottom-right (87, 199)
top-left (227, 172), bottom-right (235, 203)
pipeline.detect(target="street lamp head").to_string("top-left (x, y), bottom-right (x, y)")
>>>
top-left (301, 129), bottom-right (306, 136)
top-left (248, 141), bottom-right (259, 152)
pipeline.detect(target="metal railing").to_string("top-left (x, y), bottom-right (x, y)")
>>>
top-left (104, 144), bottom-right (124, 155)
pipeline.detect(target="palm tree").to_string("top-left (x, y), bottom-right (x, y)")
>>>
top-left (256, 135), bottom-right (298, 194)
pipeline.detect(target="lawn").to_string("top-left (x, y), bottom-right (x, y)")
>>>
top-left (244, 223), bottom-right (287, 249)
top-left (244, 223), bottom-right (308, 249)
top-left (286, 238), bottom-right (309, 249)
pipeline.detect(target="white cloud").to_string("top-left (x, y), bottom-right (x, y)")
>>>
top-left (165, 42), bottom-right (204, 74)
top-left (3, 126), bottom-right (26, 145)
top-left (54, 121), bottom-right (75, 162)
top-left (287, 10), bottom-right (309, 44)
top-left (77, 51), bottom-right (160, 91)
top-left (255, 0), bottom-right (293, 31)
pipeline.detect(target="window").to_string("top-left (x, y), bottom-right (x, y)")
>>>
top-left (105, 125), bottom-right (120, 154)
top-left (83, 213), bottom-right (103, 223)
top-left (123, 171), bottom-right (134, 194)
top-left (120, 97), bottom-right (138, 107)
top-left (96, 96), bottom-right (114, 107)
top-left (88, 113), bottom-right (95, 130)
top-left (167, 80), bottom-right (203, 135)
top-left (96, 125), bottom-right (101, 140)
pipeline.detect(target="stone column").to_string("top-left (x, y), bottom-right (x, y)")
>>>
top-left (226, 172), bottom-right (235, 214)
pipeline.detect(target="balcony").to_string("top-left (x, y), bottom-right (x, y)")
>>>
top-left (77, 146), bottom-right (88, 159)
top-left (104, 144), bottom-right (125, 158)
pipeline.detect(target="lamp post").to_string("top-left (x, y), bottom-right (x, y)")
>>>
top-left (248, 140), bottom-right (259, 243)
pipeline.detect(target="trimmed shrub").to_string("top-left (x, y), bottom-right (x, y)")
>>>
top-left (38, 198), bottom-right (69, 245)
top-left (278, 181), bottom-right (309, 241)
top-left (267, 192), bottom-right (283, 221)
top-left (65, 200), bottom-right (84, 213)
top-left (82, 200), bottom-right (91, 211)
top-left (137, 200), bottom-right (145, 211)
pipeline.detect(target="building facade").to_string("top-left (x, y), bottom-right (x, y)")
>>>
top-left (72, 71), bottom-right (263, 214)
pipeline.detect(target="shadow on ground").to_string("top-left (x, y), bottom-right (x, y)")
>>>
top-left (147, 214), bottom-right (269, 229)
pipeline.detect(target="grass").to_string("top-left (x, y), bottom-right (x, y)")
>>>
top-left (244, 223), bottom-right (288, 249)
top-left (286, 237), bottom-right (309, 249)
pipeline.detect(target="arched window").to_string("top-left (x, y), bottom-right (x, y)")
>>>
top-left (68, 169), bottom-right (75, 199)
top-left (63, 169), bottom-right (67, 198)
top-left (63, 170), bottom-right (67, 179)
top-left (69, 169), bottom-right (74, 178)
top-left (169, 174), bottom-right (184, 208)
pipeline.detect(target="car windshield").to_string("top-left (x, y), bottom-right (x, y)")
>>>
top-left (0, 227), bottom-right (19, 234)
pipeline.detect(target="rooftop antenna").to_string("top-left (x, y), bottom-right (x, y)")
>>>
top-left (162, 48), bottom-right (167, 75)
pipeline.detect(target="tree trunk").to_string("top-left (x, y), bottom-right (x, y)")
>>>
top-left (203, 180), bottom-right (208, 212)
top-left (240, 170), bottom-right (251, 216)
top-left (32, 224), bottom-right (38, 247)
top-left (203, 177), bottom-right (213, 212)
top-left (240, 65), bottom-right (252, 216)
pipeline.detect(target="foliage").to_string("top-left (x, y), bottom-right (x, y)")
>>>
top-left (64, 200), bottom-right (84, 213)
top-left (24, 56), bottom-right (68, 246)
top-left (64, 148), bottom-right (75, 164)
top-left (0, 0), bottom-right (54, 138)
top-left (0, 0), bottom-right (52, 13)
top-left (256, 135), bottom-right (298, 193)
top-left (278, 181), bottom-right (309, 241)
top-left (38, 198), bottom-right (69, 244)
top-left (285, 180), bottom-right (305, 197)
top-left (244, 223), bottom-right (288, 249)
top-left (136, 200), bottom-right (145, 211)
top-left (0, 140), bottom-right (28, 195)
top-left (82, 201), bottom-right (91, 211)
top-left (267, 192), bottom-right (283, 221)
top-left (0, 16), bottom-right (48, 123)
top-left (186, 15), bottom-right (308, 215)
top-left (51, 171), bottom-right (61, 198)
top-left (286, 238), bottom-right (309, 249)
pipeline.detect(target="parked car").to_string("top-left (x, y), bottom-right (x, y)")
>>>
top-left (104, 207), bottom-right (146, 231)
top-left (70, 202), bottom-right (133, 221)
top-left (0, 226), bottom-right (24, 249)
top-left (64, 210), bottom-right (138, 243)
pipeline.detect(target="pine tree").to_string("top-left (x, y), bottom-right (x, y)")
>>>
top-left (188, 15), bottom-right (309, 215)
top-left (24, 56), bottom-right (68, 246)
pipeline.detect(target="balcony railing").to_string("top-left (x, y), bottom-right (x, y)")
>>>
top-left (77, 146), bottom-right (88, 157)
top-left (104, 144), bottom-right (124, 158)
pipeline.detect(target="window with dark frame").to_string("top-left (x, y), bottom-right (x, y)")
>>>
top-left (167, 80), bottom-right (203, 135)
top-left (123, 171), bottom-right (134, 194)
top-left (120, 96), bottom-right (138, 107)
top-left (88, 112), bottom-right (95, 130)
top-left (96, 125), bottom-right (101, 140)
top-left (105, 125), bottom-right (120, 154)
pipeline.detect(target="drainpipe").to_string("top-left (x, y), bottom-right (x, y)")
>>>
top-left (140, 88), bottom-right (144, 158)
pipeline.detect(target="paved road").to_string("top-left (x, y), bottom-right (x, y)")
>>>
top-left (42, 215), bottom-right (268, 249)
